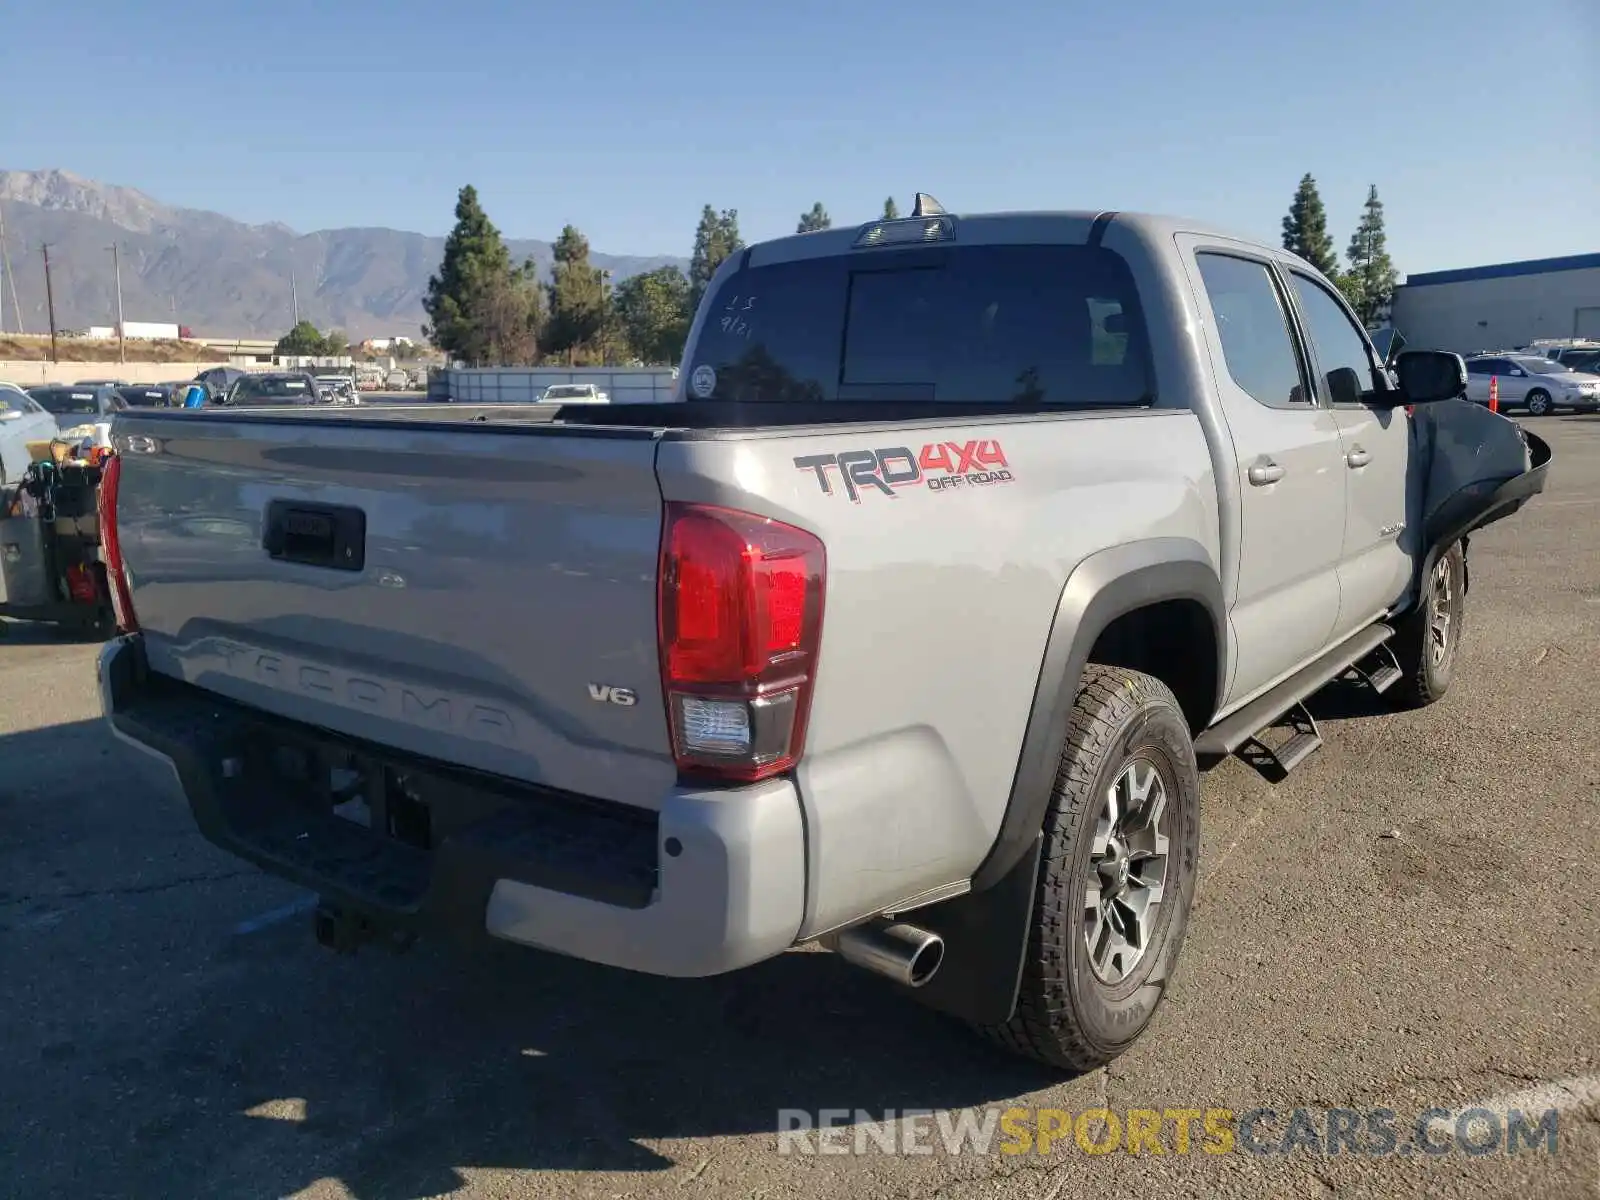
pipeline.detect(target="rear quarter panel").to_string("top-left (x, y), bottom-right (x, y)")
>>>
top-left (656, 410), bottom-right (1218, 937)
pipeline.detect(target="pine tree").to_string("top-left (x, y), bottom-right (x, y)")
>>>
top-left (1344, 185), bottom-right (1398, 326)
top-left (544, 225), bottom-right (609, 363)
top-left (796, 202), bottom-right (831, 234)
top-left (688, 206), bottom-right (744, 313)
top-left (1280, 174), bottom-right (1339, 278)
top-left (422, 185), bottom-right (540, 366)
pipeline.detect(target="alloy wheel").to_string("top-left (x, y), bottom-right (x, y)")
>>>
top-left (1429, 556), bottom-right (1454, 666)
top-left (1083, 758), bottom-right (1171, 985)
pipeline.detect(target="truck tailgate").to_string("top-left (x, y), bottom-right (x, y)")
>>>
top-left (114, 415), bottom-right (676, 807)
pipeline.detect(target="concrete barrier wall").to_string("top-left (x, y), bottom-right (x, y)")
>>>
top-left (448, 367), bottom-right (679, 404)
top-left (0, 361), bottom-right (276, 387)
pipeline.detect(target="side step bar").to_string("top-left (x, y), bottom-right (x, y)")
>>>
top-left (1348, 641), bottom-right (1403, 695)
top-left (1195, 623), bottom-right (1395, 772)
top-left (1249, 701), bottom-right (1323, 776)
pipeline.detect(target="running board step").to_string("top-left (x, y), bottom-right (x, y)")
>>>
top-left (1349, 641), bottom-right (1403, 695)
top-left (1195, 623), bottom-right (1395, 761)
top-left (1245, 702), bottom-right (1323, 776)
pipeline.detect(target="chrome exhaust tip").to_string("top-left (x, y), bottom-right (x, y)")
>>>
top-left (830, 919), bottom-right (945, 988)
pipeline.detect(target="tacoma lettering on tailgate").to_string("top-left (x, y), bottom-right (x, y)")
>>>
top-left (217, 642), bottom-right (517, 744)
top-left (793, 439), bottom-right (1014, 502)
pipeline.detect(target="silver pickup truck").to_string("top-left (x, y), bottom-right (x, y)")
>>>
top-left (95, 199), bottom-right (1549, 1071)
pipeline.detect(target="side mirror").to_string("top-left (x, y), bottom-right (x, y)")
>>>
top-left (1394, 349), bottom-right (1468, 406)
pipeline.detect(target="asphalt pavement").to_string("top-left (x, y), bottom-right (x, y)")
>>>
top-left (2, 418), bottom-right (1597, 1200)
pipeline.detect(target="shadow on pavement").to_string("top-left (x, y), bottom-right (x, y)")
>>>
top-left (1302, 677), bottom-right (1395, 722)
top-left (2, 718), bottom-right (1067, 1200)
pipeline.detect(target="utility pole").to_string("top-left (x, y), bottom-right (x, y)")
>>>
top-left (41, 243), bottom-right (59, 363)
top-left (290, 267), bottom-right (299, 325)
top-left (109, 242), bottom-right (126, 363)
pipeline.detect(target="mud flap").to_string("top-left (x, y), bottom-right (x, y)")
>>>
top-left (1409, 402), bottom-right (1551, 596)
top-left (895, 832), bottom-right (1042, 1026)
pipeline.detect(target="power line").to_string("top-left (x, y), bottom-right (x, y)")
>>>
top-left (0, 201), bottom-right (21, 334)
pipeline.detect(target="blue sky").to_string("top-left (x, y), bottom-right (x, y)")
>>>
top-left (2, 0), bottom-right (1595, 275)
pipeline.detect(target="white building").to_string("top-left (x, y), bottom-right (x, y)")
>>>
top-left (1389, 252), bottom-right (1600, 355)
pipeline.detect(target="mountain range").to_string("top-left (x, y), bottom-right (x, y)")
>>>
top-left (0, 169), bottom-right (688, 341)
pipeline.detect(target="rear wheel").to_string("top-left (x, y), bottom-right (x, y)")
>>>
top-left (1390, 541), bottom-right (1466, 709)
top-left (977, 664), bottom-right (1200, 1071)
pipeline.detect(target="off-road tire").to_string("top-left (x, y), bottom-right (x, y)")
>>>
top-left (1390, 540), bottom-right (1466, 709)
top-left (977, 664), bottom-right (1201, 1071)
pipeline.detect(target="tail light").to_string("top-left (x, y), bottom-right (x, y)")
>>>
top-left (657, 502), bottom-right (825, 783)
top-left (97, 453), bottom-right (139, 633)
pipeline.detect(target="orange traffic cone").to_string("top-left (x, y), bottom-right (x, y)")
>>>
top-left (1489, 375), bottom-right (1499, 413)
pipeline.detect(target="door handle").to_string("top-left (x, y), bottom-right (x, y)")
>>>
top-left (1247, 461), bottom-right (1285, 486)
top-left (1346, 446), bottom-right (1371, 469)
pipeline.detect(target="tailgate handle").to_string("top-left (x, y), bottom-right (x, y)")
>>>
top-left (263, 501), bottom-right (366, 571)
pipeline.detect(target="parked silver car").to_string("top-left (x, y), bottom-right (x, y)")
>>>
top-left (1464, 353), bottom-right (1600, 415)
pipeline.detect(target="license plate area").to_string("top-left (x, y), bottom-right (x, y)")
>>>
top-left (258, 735), bottom-right (498, 851)
top-left (263, 501), bottom-right (366, 571)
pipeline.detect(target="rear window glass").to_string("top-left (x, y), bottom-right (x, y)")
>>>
top-left (30, 389), bottom-right (101, 416)
top-left (119, 387), bottom-right (169, 405)
top-left (686, 243), bottom-right (1154, 407)
top-left (238, 377), bottom-right (313, 403)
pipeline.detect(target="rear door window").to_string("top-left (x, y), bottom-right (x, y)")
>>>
top-left (688, 243), bottom-right (1154, 408)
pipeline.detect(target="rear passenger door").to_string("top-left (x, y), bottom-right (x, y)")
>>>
top-left (1181, 240), bottom-right (1348, 708)
top-left (1284, 269), bottom-right (1414, 635)
top-left (1464, 359), bottom-right (1494, 404)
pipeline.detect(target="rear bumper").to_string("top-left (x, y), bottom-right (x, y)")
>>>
top-left (98, 634), bottom-right (807, 976)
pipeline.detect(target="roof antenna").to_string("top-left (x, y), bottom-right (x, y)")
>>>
top-left (911, 192), bottom-right (945, 217)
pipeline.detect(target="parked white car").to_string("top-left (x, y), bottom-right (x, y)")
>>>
top-left (540, 383), bottom-right (609, 403)
top-left (1464, 354), bottom-right (1600, 415)
top-left (0, 384), bottom-right (59, 487)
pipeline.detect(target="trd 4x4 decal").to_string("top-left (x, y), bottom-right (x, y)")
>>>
top-left (794, 439), bottom-right (1014, 502)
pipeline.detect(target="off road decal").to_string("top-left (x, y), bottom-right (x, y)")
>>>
top-left (794, 439), bottom-right (1014, 503)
